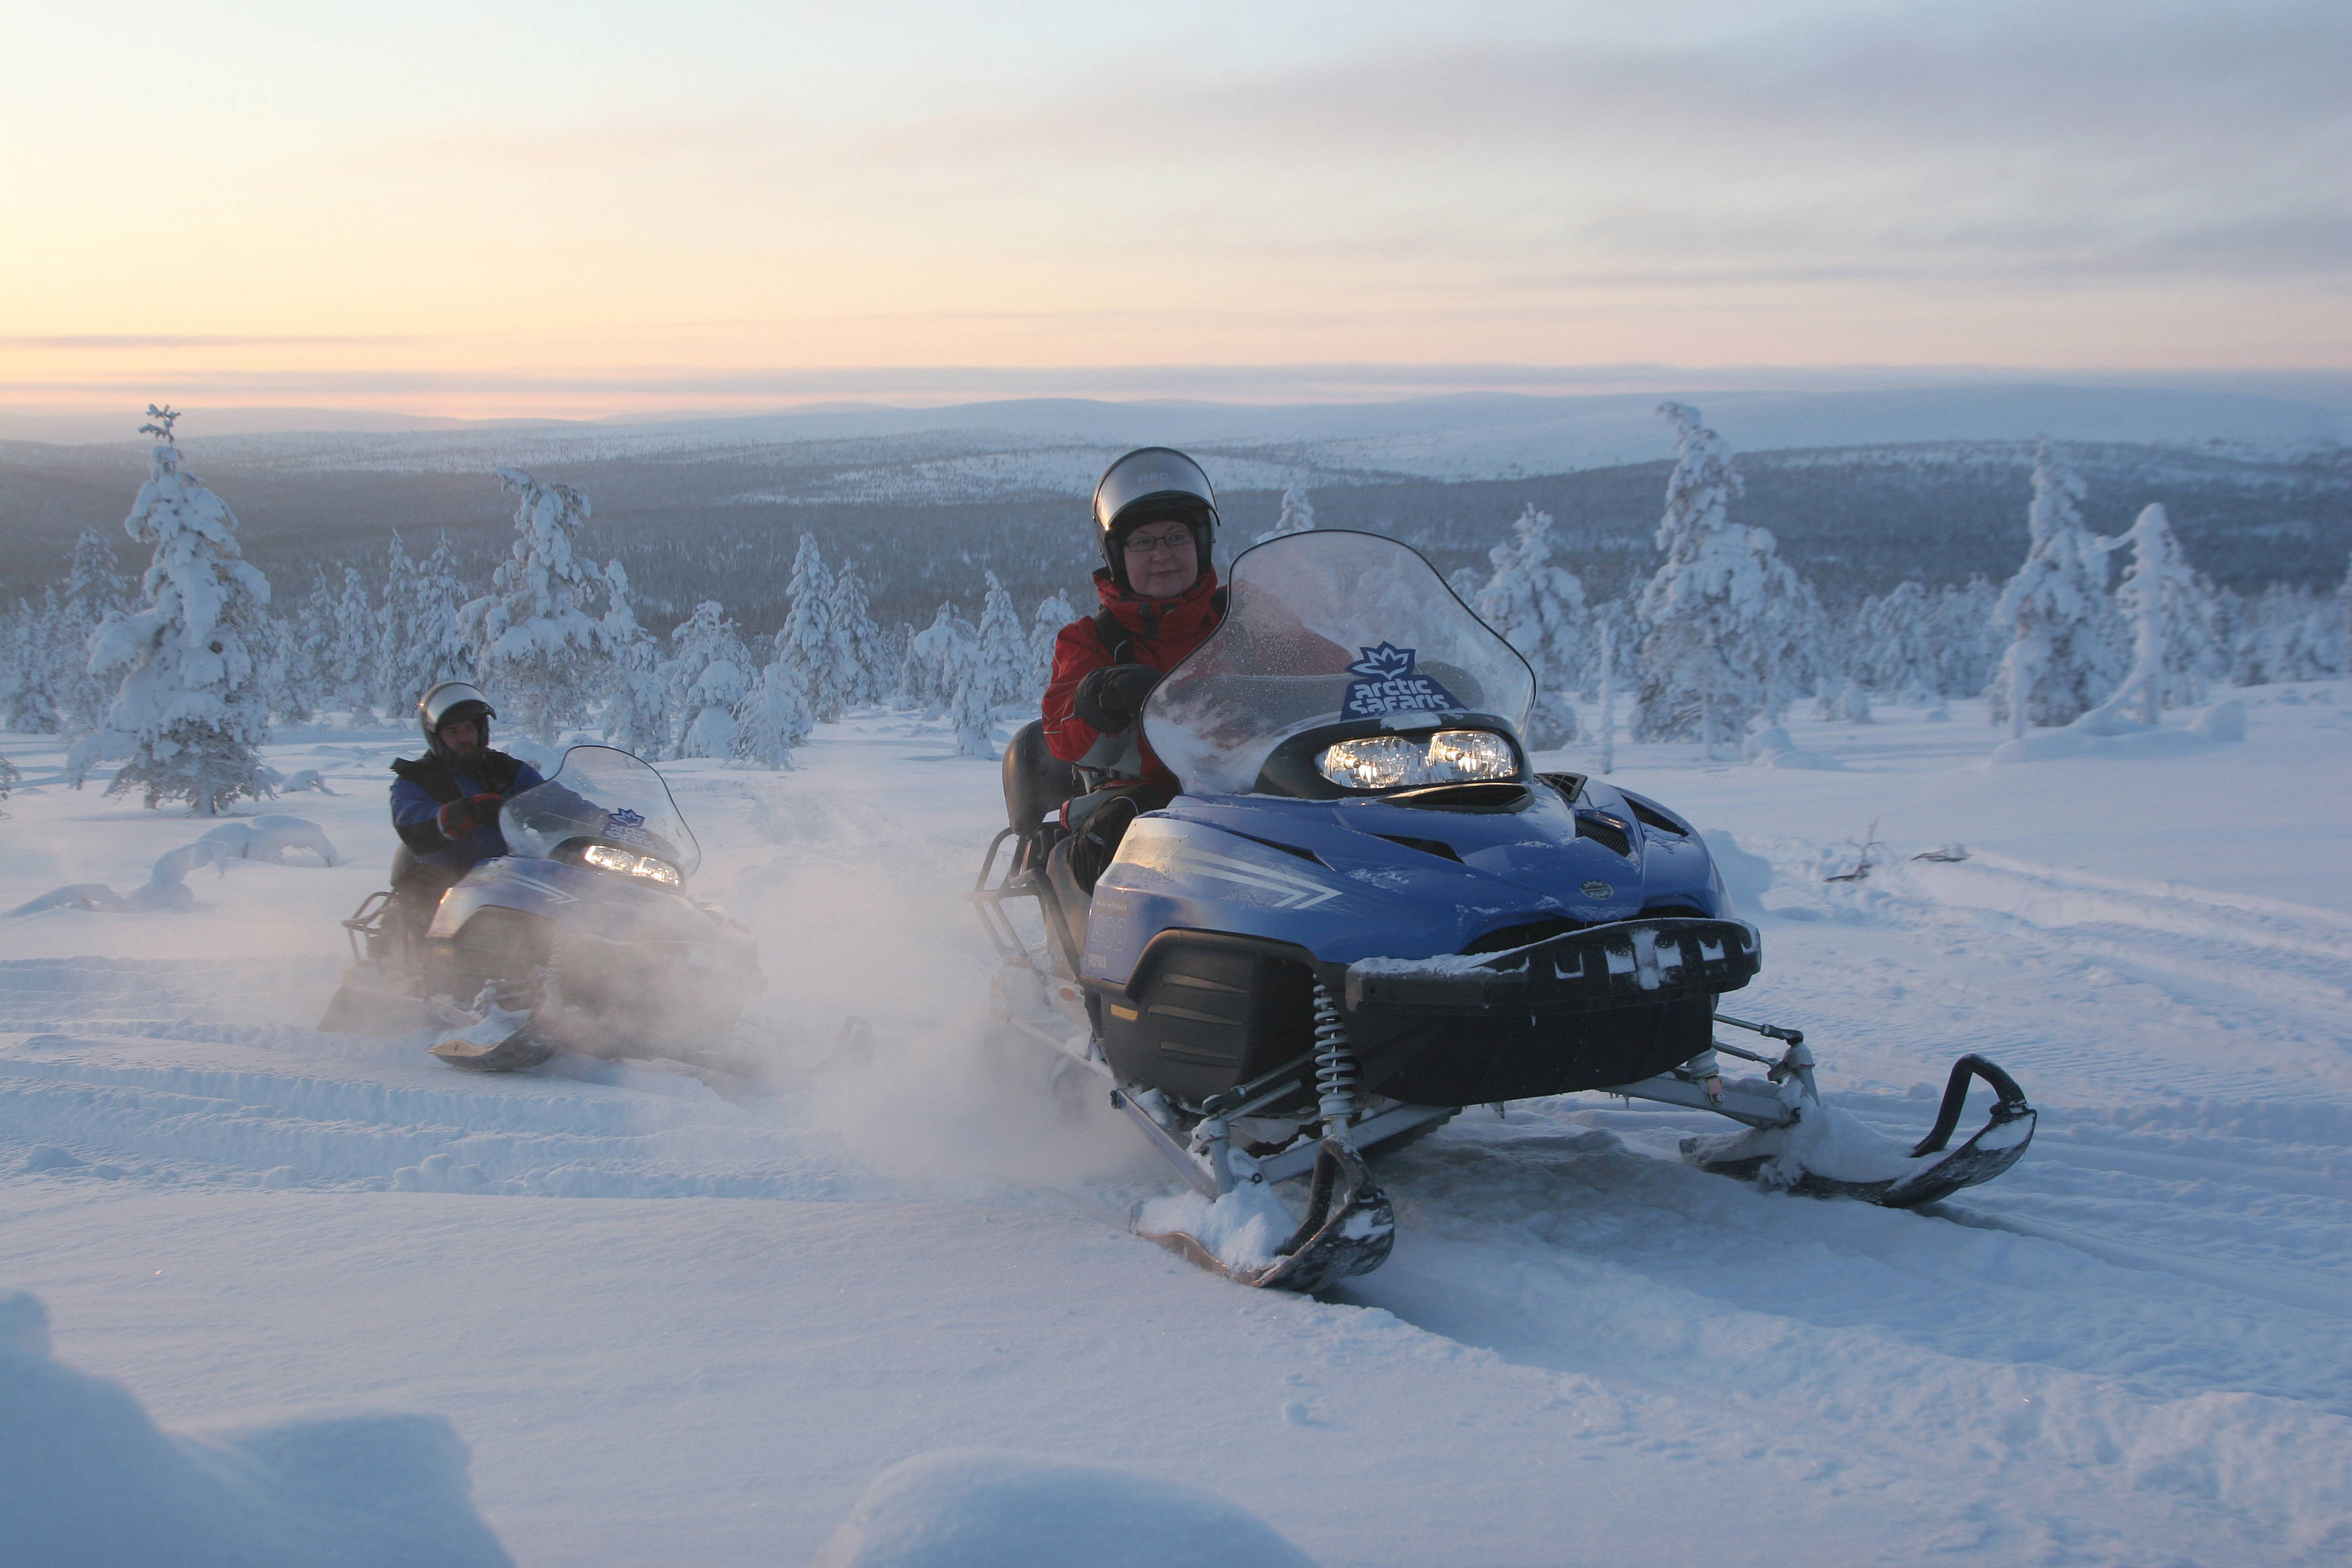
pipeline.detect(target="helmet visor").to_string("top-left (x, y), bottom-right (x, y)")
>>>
top-left (1093, 448), bottom-right (1218, 536)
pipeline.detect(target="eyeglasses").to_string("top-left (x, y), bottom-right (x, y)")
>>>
top-left (1124, 527), bottom-right (1195, 556)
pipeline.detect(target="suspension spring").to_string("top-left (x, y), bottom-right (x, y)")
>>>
top-left (1311, 982), bottom-right (1359, 1132)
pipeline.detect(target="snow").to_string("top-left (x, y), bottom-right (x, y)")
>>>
top-left (812, 1450), bottom-right (1316, 1568)
top-left (1, 1291), bottom-right (511, 1568)
top-left (2, 689), bottom-right (2350, 1565)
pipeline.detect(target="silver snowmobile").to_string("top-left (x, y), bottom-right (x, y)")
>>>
top-left (324, 744), bottom-right (763, 1072)
top-left (974, 530), bottom-right (2035, 1293)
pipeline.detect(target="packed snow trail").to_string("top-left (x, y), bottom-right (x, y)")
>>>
top-left (3, 696), bottom-right (2349, 1565)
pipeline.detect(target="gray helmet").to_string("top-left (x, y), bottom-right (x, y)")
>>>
top-left (1092, 447), bottom-right (1217, 593)
top-left (418, 680), bottom-right (494, 755)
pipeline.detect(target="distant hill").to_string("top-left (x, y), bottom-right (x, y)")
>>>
top-left (3, 387), bottom-right (2345, 632)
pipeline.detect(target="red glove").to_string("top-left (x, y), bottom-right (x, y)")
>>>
top-left (435, 794), bottom-right (502, 839)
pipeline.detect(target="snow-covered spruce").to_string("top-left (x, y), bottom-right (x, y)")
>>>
top-left (1634, 402), bottom-right (1819, 753)
top-left (776, 534), bottom-right (842, 722)
top-left (1255, 481), bottom-right (1316, 543)
top-left (661, 601), bottom-right (753, 759)
top-left (736, 650), bottom-right (813, 770)
top-left (975, 571), bottom-right (1034, 707)
top-left (70, 407), bottom-right (276, 816)
top-left (458, 468), bottom-right (615, 746)
top-left (827, 561), bottom-right (890, 714)
top-left (1028, 591), bottom-right (1077, 698)
top-left (1988, 439), bottom-right (2125, 736)
top-left (1473, 502), bottom-right (1585, 748)
top-left (597, 558), bottom-right (671, 759)
top-left (899, 603), bottom-right (968, 718)
top-left (2082, 502), bottom-right (2220, 728)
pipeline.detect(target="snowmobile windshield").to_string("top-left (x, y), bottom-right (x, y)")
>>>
top-left (1142, 530), bottom-right (1534, 796)
top-left (499, 745), bottom-right (702, 881)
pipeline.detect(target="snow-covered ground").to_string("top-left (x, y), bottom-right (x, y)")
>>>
top-left (3, 689), bottom-right (2349, 1565)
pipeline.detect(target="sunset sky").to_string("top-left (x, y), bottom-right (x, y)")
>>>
top-left (4, 0), bottom-right (2344, 420)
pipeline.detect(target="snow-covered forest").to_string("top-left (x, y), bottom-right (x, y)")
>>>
top-left (3, 402), bottom-right (2344, 803)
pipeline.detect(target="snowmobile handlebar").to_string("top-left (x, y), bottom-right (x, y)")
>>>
top-left (1911, 1054), bottom-right (2032, 1159)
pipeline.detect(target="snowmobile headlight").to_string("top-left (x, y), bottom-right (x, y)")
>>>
top-left (1315, 730), bottom-right (1518, 790)
top-left (1314, 735), bottom-right (1425, 790)
top-left (1422, 729), bottom-right (1517, 783)
top-left (585, 843), bottom-right (681, 886)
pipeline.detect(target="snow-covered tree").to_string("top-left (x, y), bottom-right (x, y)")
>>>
top-left (735, 648), bottom-right (812, 770)
top-left (661, 601), bottom-right (752, 758)
top-left (2084, 503), bottom-right (2218, 724)
top-left (373, 532), bottom-right (418, 715)
top-left (72, 406), bottom-right (275, 814)
top-left (1851, 581), bottom-right (1939, 699)
top-left (404, 532), bottom-right (476, 697)
top-left (1473, 503), bottom-right (1585, 748)
top-left (775, 534), bottom-right (840, 721)
top-left (56, 529), bottom-right (130, 734)
top-left (329, 565), bottom-right (379, 723)
top-left (975, 571), bottom-right (1032, 705)
top-left (597, 559), bottom-right (671, 758)
top-left (1633, 403), bottom-right (1819, 752)
top-left (1257, 483), bottom-right (1316, 542)
top-left (1030, 591), bottom-right (1078, 696)
top-left (826, 562), bottom-right (889, 712)
top-left (2227, 583), bottom-right (2338, 685)
top-left (1988, 440), bottom-right (2123, 735)
top-left (1, 595), bottom-right (67, 734)
top-left (948, 654), bottom-right (995, 760)
top-left (899, 603), bottom-right (965, 716)
top-left (459, 469), bottom-right (612, 745)
top-left (64, 527), bottom-right (130, 620)
top-left (1594, 622), bottom-right (1618, 774)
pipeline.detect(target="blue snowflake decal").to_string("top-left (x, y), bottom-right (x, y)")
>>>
top-left (1341, 642), bottom-right (1466, 718)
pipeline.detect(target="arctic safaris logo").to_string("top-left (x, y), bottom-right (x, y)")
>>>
top-left (602, 807), bottom-right (653, 846)
top-left (1341, 643), bottom-right (1465, 718)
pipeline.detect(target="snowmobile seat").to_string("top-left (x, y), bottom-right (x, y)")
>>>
top-left (390, 842), bottom-right (418, 885)
top-left (1002, 720), bottom-right (1081, 867)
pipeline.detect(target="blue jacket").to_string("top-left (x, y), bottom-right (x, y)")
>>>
top-left (390, 750), bottom-right (547, 871)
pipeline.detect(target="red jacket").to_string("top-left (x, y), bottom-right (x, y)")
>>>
top-left (1042, 567), bottom-right (1226, 786)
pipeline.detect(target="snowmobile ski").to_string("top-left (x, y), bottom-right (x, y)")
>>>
top-left (1678, 1051), bottom-right (2037, 1209)
top-left (1131, 1134), bottom-right (1396, 1293)
top-left (427, 997), bottom-right (553, 1072)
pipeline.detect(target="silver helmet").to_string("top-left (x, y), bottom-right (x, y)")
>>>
top-left (1091, 447), bottom-right (1217, 592)
top-left (418, 680), bottom-right (495, 754)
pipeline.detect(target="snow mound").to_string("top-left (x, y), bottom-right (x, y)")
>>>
top-left (1741, 726), bottom-right (1845, 769)
top-left (2190, 697), bottom-right (2248, 741)
top-left (1989, 720), bottom-right (2218, 764)
top-left (7, 815), bottom-right (339, 916)
top-left (0, 1290), bottom-right (513, 1568)
top-left (812, 1449), bottom-right (1317, 1568)
top-left (1698, 828), bottom-right (1773, 915)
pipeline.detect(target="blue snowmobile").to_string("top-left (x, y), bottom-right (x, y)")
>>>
top-left (975, 530), bottom-right (2034, 1292)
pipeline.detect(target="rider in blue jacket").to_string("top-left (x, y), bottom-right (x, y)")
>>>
top-left (386, 682), bottom-right (545, 941)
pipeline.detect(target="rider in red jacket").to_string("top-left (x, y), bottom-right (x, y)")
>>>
top-left (1043, 447), bottom-right (1228, 888)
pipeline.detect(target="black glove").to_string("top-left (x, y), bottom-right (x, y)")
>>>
top-left (1073, 663), bottom-right (1161, 733)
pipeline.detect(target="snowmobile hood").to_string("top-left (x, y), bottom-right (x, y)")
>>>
top-left (1080, 780), bottom-right (1726, 989)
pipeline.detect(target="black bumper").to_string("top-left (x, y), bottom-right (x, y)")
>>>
top-left (1342, 918), bottom-right (1760, 1018)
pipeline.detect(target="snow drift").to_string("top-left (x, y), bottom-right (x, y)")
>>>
top-left (811, 1449), bottom-right (1317, 1568)
top-left (0, 1290), bottom-right (512, 1568)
